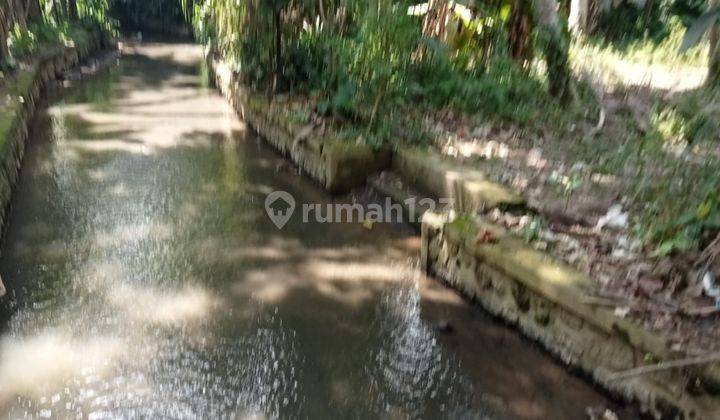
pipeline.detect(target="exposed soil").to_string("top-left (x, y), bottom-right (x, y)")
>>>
top-left (420, 62), bottom-right (720, 353)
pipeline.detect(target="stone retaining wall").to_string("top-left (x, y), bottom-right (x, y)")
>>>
top-left (0, 35), bottom-right (108, 296)
top-left (394, 148), bottom-right (525, 212)
top-left (205, 48), bottom-right (720, 419)
top-left (207, 54), bottom-right (391, 194)
top-left (422, 212), bottom-right (720, 419)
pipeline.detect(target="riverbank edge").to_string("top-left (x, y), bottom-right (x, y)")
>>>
top-left (205, 52), bottom-right (719, 418)
top-left (206, 52), bottom-right (390, 194)
top-left (375, 157), bottom-right (720, 417)
top-left (422, 211), bottom-right (720, 418)
top-left (0, 34), bottom-right (112, 296)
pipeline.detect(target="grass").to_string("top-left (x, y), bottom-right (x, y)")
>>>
top-left (577, 17), bottom-right (709, 68)
top-left (5, 19), bottom-right (115, 68)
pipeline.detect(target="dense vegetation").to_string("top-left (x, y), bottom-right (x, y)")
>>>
top-left (179, 0), bottom-right (585, 145)
top-left (110, 0), bottom-right (187, 33)
top-left (2, 0), bottom-right (719, 258)
top-left (180, 0), bottom-right (719, 257)
top-left (0, 0), bottom-right (115, 67)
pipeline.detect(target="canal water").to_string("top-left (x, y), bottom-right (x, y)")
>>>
top-left (0, 43), bottom-right (626, 419)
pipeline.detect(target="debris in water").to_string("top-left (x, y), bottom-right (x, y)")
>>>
top-left (436, 320), bottom-right (454, 334)
top-left (585, 406), bottom-right (619, 420)
top-left (0, 274), bottom-right (5, 297)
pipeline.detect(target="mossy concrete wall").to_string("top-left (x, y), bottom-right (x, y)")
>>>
top-left (205, 48), bottom-right (720, 419)
top-left (422, 212), bottom-right (720, 419)
top-left (207, 55), bottom-right (391, 194)
top-left (0, 36), bottom-right (107, 296)
top-left (394, 148), bottom-right (525, 212)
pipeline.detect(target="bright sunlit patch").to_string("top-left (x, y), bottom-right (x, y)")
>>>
top-left (0, 332), bottom-right (123, 404)
top-left (92, 222), bottom-right (175, 249)
top-left (107, 284), bottom-right (219, 324)
top-left (304, 261), bottom-right (399, 283)
top-left (233, 268), bottom-right (295, 303)
top-left (79, 260), bottom-right (220, 324)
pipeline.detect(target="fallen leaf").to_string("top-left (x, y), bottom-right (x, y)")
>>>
top-left (475, 229), bottom-right (497, 244)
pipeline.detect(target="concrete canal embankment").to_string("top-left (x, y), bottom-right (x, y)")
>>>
top-left (207, 54), bottom-right (391, 194)
top-left (208, 51), bottom-right (720, 418)
top-left (0, 35), bottom-right (111, 297)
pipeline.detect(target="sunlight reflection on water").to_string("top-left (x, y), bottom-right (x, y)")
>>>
top-left (366, 267), bottom-right (486, 419)
top-left (0, 43), bottom-right (491, 419)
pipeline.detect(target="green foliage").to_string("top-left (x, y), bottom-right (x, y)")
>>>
top-left (576, 16), bottom-right (708, 70)
top-left (8, 17), bottom-right (114, 61)
top-left (39, 0), bottom-right (113, 25)
top-left (655, 86), bottom-right (720, 146)
top-left (1, 0), bottom-right (115, 68)
top-left (345, 1), bottom-right (420, 122)
top-left (549, 168), bottom-right (584, 210)
top-left (640, 176), bottom-right (720, 256)
top-left (182, 0), bottom-right (577, 146)
top-left (8, 24), bottom-right (38, 59)
top-left (417, 55), bottom-right (549, 123)
top-left (590, 0), bottom-right (713, 68)
top-left (596, 0), bottom-right (705, 44)
top-left (535, 24), bottom-right (573, 101)
top-left (78, 0), bottom-right (113, 22)
top-left (187, 0), bottom-right (214, 43)
top-left (622, 85), bottom-right (720, 256)
top-left (597, 0), bottom-right (668, 42)
top-left (523, 216), bottom-right (545, 243)
top-left (109, 0), bottom-right (185, 30)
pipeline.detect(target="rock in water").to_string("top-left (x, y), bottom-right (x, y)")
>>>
top-left (0, 274), bottom-right (5, 297)
top-left (585, 406), bottom-right (619, 420)
top-left (436, 320), bottom-right (454, 334)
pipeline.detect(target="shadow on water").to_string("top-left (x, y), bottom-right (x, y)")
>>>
top-left (0, 42), bottom-right (637, 419)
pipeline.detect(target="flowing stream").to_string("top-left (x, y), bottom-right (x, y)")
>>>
top-left (0, 42), bottom-right (625, 419)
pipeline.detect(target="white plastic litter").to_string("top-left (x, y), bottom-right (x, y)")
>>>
top-left (596, 204), bottom-right (629, 231)
top-left (702, 270), bottom-right (720, 298)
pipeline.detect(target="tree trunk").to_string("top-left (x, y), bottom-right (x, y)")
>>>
top-left (54, 0), bottom-right (65, 21)
top-left (422, 0), bottom-right (451, 41)
top-left (27, 0), bottom-right (43, 22)
top-left (532, 0), bottom-right (574, 101)
top-left (68, 0), bottom-right (78, 20)
top-left (508, 0), bottom-right (533, 63)
top-left (710, 0), bottom-right (720, 87)
top-left (0, 27), bottom-right (8, 65)
top-left (273, 8), bottom-right (282, 93)
top-left (0, 4), bottom-right (11, 64)
top-left (569, 0), bottom-right (589, 34)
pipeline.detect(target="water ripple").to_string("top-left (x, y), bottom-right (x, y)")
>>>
top-left (366, 271), bottom-right (489, 419)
